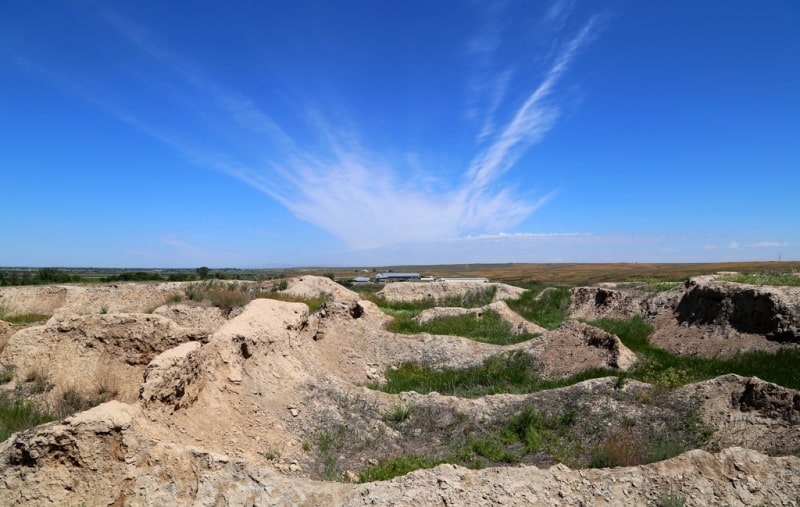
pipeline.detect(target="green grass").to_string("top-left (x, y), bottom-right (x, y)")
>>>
top-left (376, 315), bottom-right (800, 399)
top-left (0, 308), bottom-right (50, 325)
top-left (0, 392), bottom-right (54, 442)
top-left (500, 407), bottom-right (581, 464)
top-left (387, 310), bottom-right (537, 345)
top-left (384, 404), bottom-right (412, 423)
top-left (370, 286), bottom-right (498, 316)
top-left (372, 350), bottom-right (615, 398)
top-left (718, 270), bottom-right (800, 286)
top-left (620, 277), bottom-right (685, 292)
top-left (590, 316), bottom-right (800, 390)
top-left (358, 455), bottom-right (443, 482)
top-left (506, 287), bottom-right (571, 330)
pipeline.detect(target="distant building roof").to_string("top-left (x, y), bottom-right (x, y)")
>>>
top-left (375, 272), bottom-right (420, 282)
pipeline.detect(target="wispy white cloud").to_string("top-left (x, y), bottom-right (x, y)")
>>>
top-left (747, 241), bottom-right (788, 248)
top-left (543, 0), bottom-right (577, 32)
top-left (475, 70), bottom-right (514, 142)
top-left (727, 240), bottom-right (788, 249)
top-left (46, 8), bottom-right (599, 252)
top-left (464, 16), bottom-right (598, 192)
top-left (101, 9), bottom-right (296, 150)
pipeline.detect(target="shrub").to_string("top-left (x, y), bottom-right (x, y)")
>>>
top-left (206, 288), bottom-right (250, 312)
top-left (590, 429), bottom-right (644, 467)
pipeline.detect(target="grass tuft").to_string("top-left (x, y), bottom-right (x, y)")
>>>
top-left (358, 455), bottom-right (443, 483)
top-left (0, 392), bottom-right (53, 442)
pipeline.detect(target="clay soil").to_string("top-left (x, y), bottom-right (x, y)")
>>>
top-left (0, 271), bottom-right (798, 506)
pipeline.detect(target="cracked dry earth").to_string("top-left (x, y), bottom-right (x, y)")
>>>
top-left (0, 275), bottom-right (798, 506)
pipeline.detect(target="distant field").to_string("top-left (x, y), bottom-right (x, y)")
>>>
top-left (318, 261), bottom-right (800, 287)
top-left (1, 261), bottom-right (798, 287)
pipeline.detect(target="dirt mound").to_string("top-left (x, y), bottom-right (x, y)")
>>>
top-left (152, 302), bottom-right (228, 333)
top-left (0, 282), bottom-right (186, 317)
top-left (678, 375), bottom-right (800, 455)
top-left (350, 447), bottom-right (799, 506)
top-left (2, 278), bottom-right (799, 504)
top-left (523, 320), bottom-right (638, 379)
top-left (0, 321), bottom-right (14, 351)
top-left (0, 313), bottom-right (207, 402)
top-left (569, 277), bottom-right (800, 358)
top-left (570, 286), bottom-right (647, 320)
top-left (1, 399), bottom-right (797, 505)
top-left (282, 275), bottom-right (359, 302)
top-left (376, 281), bottom-right (523, 303)
top-left (414, 300), bottom-right (547, 335)
top-left (648, 277), bottom-right (800, 357)
top-left (134, 297), bottom-right (324, 464)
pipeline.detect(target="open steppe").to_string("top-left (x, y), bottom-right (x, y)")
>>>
top-left (0, 264), bottom-right (798, 505)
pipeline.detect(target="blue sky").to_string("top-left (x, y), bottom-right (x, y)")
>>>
top-left (1, 1), bottom-right (798, 267)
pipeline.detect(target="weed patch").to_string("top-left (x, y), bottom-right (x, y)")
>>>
top-left (387, 310), bottom-right (536, 345)
top-left (718, 270), bottom-right (800, 287)
top-left (507, 287), bottom-right (571, 330)
top-left (0, 392), bottom-right (53, 441)
top-left (369, 286), bottom-right (498, 318)
top-left (358, 455), bottom-right (443, 482)
top-left (0, 308), bottom-right (50, 325)
top-left (372, 351), bottom-right (616, 398)
top-left (591, 316), bottom-right (800, 390)
top-left (182, 281), bottom-right (330, 313)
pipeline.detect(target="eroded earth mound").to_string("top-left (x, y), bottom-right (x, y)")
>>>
top-left (0, 275), bottom-right (798, 506)
top-left (571, 274), bottom-right (800, 357)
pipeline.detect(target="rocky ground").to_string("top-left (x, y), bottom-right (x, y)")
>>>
top-left (0, 274), bottom-right (798, 506)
